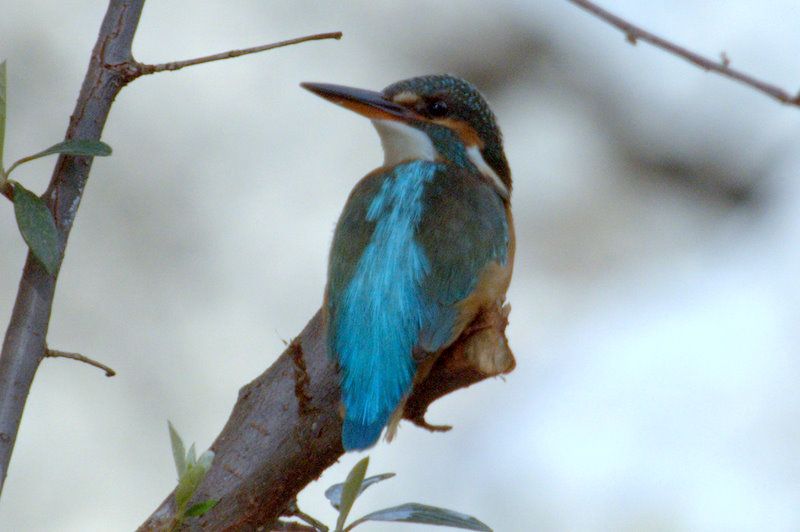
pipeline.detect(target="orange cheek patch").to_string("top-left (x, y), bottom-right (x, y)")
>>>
top-left (433, 118), bottom-right (483, 148)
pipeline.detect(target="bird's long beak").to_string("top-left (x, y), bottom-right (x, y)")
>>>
top-left (301, 82), bottom-right (414, 121)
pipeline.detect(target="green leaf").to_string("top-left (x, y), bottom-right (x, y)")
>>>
top-left (185, 499), bottom-right (218, 518)
top-left (0, 60), bottom-right (7, 167)
top-left (335, 456), bottom-right (369, 532)
top-left (174, 463), bottom-right (207, 512)
top-left (187, 443), bottom-right (197, 466)
top-left (6, 139), bottom-right (112, 177)
top-left (346, 503), bottom-right (492, 531)
top-left (197, 450), bottom-right (214, 472)
top-left (34, 139), bottom-right (112, 158)
top-left (168, 421), bottom-right (187, 478)
top-left (325, 472), bottom-right (395, 510)
top-left (12, 181), bottom-right (59, 274)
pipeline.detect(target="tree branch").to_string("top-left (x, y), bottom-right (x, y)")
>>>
top-left (0, 0), bottom-right (341, 500)
top-left (0, 0), bottom-right (146, 497)
top-left (107, 32), bottom-right (342, 82)
top-left (566, 0), bottom-right (800, 106)
top-left (138, 305), bottom-right (514, 530)
top-left (45, 347), bottom-right (116, 377)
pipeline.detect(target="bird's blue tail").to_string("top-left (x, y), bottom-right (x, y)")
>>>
top-left (342, 414), bottom-right (390, 451)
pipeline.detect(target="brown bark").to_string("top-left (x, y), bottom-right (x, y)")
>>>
top-left (139, 304), bottom-right (514, 530)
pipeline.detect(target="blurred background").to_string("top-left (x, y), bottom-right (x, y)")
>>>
top-left (1, 1), bottom-right (799, 530)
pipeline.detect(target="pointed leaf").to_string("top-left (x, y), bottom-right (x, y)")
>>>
top-left (346, 503), bottom-right (492, 531)
top-left (335, 456), bottom-right (369, 531)
top-left (185, 499), bottom-right (218, 517)
top-left (0, 60), bottom-right (7, 166)
top-left (325, 472), bottom-right (395, 509)
top-left (174, 463), bottom-right (208, 511)
top-left (6, 139), bottom-right (112, 177)
top-left (197, 450), bottom-right (214, 472)
top-left (12, 182), bottom-right (59, 274)
top-left (168, 421), bottom-right (187, 478)
top-left (187, 443), bottom-right (197, 465)
top-left (34, 139), bottom-right (112, 158)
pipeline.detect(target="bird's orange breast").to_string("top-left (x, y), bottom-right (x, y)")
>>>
top-left (452, 204), bottom-right (515, 337)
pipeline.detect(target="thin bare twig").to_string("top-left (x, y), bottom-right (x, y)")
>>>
top-left (285, 500), bottom-right (329, 532)
top-left (110, 32), bottom-right (342, 81)
top-left (566, 0), bottom-right (800, 106)
top-left (45, 347), bottom-right (116, 377)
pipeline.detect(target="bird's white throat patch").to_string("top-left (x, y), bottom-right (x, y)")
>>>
top-left (371, 119), bottom-right (509, 199)
top-left (372, 119), bottom-right (436, 166)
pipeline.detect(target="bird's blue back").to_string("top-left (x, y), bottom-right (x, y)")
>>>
top-left (326, 160), bottom-right (508, 450)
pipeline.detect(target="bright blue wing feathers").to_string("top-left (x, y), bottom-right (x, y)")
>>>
top-left (327, 161), bottom-right (438, 449)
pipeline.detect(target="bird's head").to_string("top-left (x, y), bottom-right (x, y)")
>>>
top-left (302, 74), bottom-right (511, 200)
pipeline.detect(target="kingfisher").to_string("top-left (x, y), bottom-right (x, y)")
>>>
top-left (302, 74), bottom-right (514, 451)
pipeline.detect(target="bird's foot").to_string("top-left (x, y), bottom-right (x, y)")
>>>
top-left (463, 303), bottom-right (515, 375)
top-left (408, 417), bottom-right (453, 433)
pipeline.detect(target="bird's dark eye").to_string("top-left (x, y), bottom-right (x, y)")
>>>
top-left (428, 99), bottom-right (448, 117)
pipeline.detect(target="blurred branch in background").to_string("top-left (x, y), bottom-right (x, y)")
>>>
top-left (566, 0), bottom-right (800, 106)
top-left (0, 0), bottom-right (339, 502)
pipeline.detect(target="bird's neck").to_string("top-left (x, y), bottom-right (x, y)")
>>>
top-left (372, 119), bottom-right (436, 167)
top-left (371, 119), bottom-right (510, 200)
